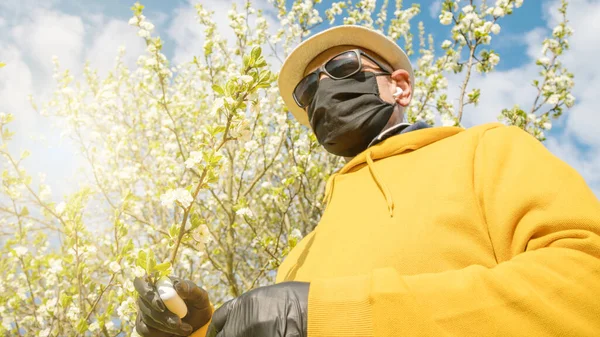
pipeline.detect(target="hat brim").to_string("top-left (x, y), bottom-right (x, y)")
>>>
top-left (278, 25), bottom-right (414, 127)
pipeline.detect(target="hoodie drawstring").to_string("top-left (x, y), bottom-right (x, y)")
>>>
top-left (366, 151), bottom-right (395, 217)
top-left (323, 152), bottom-right (394, 217)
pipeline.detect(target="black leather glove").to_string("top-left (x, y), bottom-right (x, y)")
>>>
top-left (206, 281), bottom-right (309, 337)
top-left (134, 275), bottom-right (212, 337)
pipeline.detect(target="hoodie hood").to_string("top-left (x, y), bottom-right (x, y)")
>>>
top-left (324, 126), bottom-right (465, 217)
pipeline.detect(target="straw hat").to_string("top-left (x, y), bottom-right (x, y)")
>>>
top-left (278, 25), bottom-right (414, 127)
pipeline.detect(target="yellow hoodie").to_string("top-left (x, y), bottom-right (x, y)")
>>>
top-left (276, 123), bottom-right (600, 336)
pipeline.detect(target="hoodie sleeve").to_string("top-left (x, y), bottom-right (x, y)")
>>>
top-left (306, 126), bottom-right (600, 337)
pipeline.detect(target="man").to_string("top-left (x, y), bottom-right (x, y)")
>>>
top-left (135, 25), bottom-right (600, 337)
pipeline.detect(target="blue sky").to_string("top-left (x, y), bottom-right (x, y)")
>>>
top-left (1, 0), bottom-right (599, 203)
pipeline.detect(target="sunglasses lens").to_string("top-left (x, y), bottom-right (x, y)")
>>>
top-left (325, 51), bottom-right (360, 79)
top-left (294, 73), bottom-right (319, 108)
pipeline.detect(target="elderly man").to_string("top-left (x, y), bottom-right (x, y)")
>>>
top-left (134, 25), bottom-right (600, 337)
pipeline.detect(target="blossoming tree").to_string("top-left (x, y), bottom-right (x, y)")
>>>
top-left (0, 0), bottom-right (574, 335)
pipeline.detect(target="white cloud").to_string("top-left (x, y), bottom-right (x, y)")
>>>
top-left (446, 63), bottom-right (539, 128)
top-left (546, 136), bottom-right (600, 198)
top-left (0, 3), bottom-right (147, 202)
top-left (168, 0), bottom-right (247, 66)
top-left (0, 45), bottom-right (35, 132)
top-left (168, 3), bottom-right (208, 66)
top-left (429, 0), bottom-right (442, 18)
top-left (11, 8), bottom-right (85, 81)
top-left (167, 0), bottom-right (281, 66)
top-left (86, 18), bottom-right (146, 76)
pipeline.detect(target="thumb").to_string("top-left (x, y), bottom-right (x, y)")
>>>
top-left (174, 280), bottom-right (209, 305)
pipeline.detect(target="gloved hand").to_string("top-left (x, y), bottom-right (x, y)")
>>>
top-left (206, 281), bottom-right (309, 337)
top-left (134, 275), bottom-right (212, 337)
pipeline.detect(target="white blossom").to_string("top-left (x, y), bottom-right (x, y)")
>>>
top-left (244, 140), bottom-right (259, 152)
top-left (439, 11), bottom-right (453, 25)
top-left (128, 16), bottom-right (139, 25)
top-left (225, 97), bottom-right (236, 106)
top-left (185, 151), bottom-right (203, 168)
top-left (492, 7), bottom-right (505, 17)
top-left (193, 225), bottom-right (213, 249)
top-left (547, 94), bottom-right (560, 105)
top-left (441, 114), bottom-right (455, 127)
top-left (565, 94), bottom-right (576, 107)
top-left (236, 207), bottom-right (254, 218)
top-left (49, 258), bottom-right (63, 274)
top-left (109, 261), bottom-right (121, 273)
top-left (137, 29), bottom-right (150, 38)
top-left (106, 321), bottom-right (115, 330)
top-left (491, 24), bottom-right (501, 35)
top-left (488, 53), bottom-right (500, 66)
top-left (538, 57), bottom-right (551, 66)
top-left (13, 245), bottom-right (28, 257)
top-left (66, 306), bottom-right (80, 322)
top-left (240, 75), bottom-right (253, 84)
top-left (140, 21), bottom-right (155, 32)
top-left (89, 321), bottom-right (100, 332)
top-left (2, 316), bottom-right (12, 331)
top-left (290, 228), bottom-right (303, 240)
top-left (160, 188), bottom-right (194, 208)
top-left (133, 266), bottom-right (146, 278)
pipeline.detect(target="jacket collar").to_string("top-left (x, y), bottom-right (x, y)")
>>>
top-left (368, 121), bottom-right (432, 148)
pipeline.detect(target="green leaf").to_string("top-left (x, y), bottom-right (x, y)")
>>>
top-left (154, 261), bottom-right (171, 273)
top-left (136, 250), bottom-right (147, 270)
top-left (60, 293), bottom-right (73, 308)
top-left (204, 41), bottom-right (214, 56)
top-left (190, 213), bottom-right (202, 230)
top-left (243, 54), bottom-right (251, 68)
top-left (122, 239), bottom-right (134, 254)
top-left (20, 206), bottom-right (29, 217)
top-left (212, 85), bottom-right (225, 96)
top-left (210, 155), bottom-right (223, 165)
top-left (130, 2), bottom-right (145, 16)
top-left (251, 46), bottom-right (262, 61)
top-left (225, 81), bottom-right (236, 98)
top-left (76, 318), bottom-right (88, 334)
top-left (256, 82), bottom-right (272, 89)
top-left (146, 249), bottom-right (156, 274)
top-left (169, 223), bottom-right (179, 239)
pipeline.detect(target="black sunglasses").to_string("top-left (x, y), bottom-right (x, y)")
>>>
top-left (292, 49), bottom-right (392, 109)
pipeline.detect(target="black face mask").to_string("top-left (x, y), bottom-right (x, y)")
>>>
top-left (307, 72), bottom-right (395, 157)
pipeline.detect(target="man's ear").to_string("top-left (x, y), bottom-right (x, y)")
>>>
top-left (390, 69), bottom-right (412, 107)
